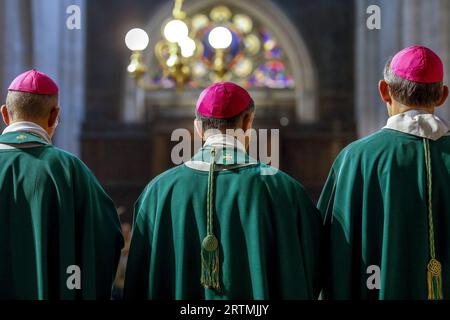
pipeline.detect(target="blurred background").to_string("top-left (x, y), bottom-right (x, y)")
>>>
top-left (1, 0), bottom-right (450, 225)
top-left (2, 0), bottom-right (450, 299)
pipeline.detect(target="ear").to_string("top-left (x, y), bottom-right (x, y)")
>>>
top-left (194, 119), bottom-right (203, 140)
top-left (1, 105), bottom-right (10, 126)
top-left (242, 111), bottom-right (255, 132)
top-left (378, 80), bottom-right (392, 104)
top-left (436, 85), bottom-right (449, 107)
top-left (48, 107), bottom-right (60, 128)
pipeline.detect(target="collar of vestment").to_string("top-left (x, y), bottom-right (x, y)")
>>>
top-left (2, 121), bottom-right (52, 144)
top-left (204, 134), bottom-right (247, 153)
top-left (0, 131), bottom-right (50, 146)
top-left (185, 134), bottom-right (258, 172)
top-left (383, 109), bottom-right (450, 141)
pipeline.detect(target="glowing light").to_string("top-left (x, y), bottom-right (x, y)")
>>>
top-left (125, 28), bottom-right (149, 51)
top-left (164, 19), bottom-right (189, 43)
top-left (179, 37), bottom-right (196, 58)
top-left (167, 55), bottom-right (177, 67)
top-left (208, 27), bottom-right (232, 49)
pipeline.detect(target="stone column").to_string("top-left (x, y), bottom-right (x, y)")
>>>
top-left (0, 0), bottom-right (85, 154)
top-left (1, 0), bottom-right (33, 97)
top-left (31, 0), bottom-right (86, 155)
top-left (355, 0), bottom-right (450, 137)
top-left (0, 0), bottom-right (33, 131)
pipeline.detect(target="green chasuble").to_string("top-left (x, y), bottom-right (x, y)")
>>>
top-left (124, 136), bottom-right (322, 300)
top-left (0, 131), bottom-right (123, 300)
top-left (318, 124), bottom-right (450, 300)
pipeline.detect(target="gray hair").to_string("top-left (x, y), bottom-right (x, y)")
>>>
top-left (195, 99), bottom-right (255, 132)
top-left (383, 58), bottom-right (444, 108)
top-left (6, 91), bottom-right (58, 120)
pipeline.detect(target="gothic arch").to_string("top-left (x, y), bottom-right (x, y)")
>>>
top-left (123, 0), bottom-right (318, 123)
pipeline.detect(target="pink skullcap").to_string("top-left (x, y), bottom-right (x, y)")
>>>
top-left (8, 69), bottom-right (59, 95)
top-left (391, 45), bottom-right (444, 83)
top-left (196, 82), bottom-right (252, 119)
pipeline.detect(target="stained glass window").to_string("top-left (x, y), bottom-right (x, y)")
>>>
top-left (150, 5), bottom-right (295, 90)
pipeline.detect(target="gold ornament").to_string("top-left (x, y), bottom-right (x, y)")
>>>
top-left (202, 235), bottom-right (219, 252)
top-left (210, 6), bottom-right (232, 22)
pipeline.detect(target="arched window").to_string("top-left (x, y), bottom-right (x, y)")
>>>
top-left (148, 5), bottom-right (294, 90)
top-left (122, 0), bottom-right (317, 123)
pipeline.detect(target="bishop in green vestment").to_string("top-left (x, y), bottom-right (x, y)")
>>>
top-left (0, 70), bottom-right (123, 300)
top-left (318, 46), bottom-right (450, 299)
top-left (124, 82), bottom-right (322, 300)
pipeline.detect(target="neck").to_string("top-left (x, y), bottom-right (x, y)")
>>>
top-left (11, 118), bottom-right (48, 129)
top-left (204, 133), bottom-right (248, 152)
top-left (388, 102), bottom-right (435, 117)
top-left (3, 121), bottom-right (52, 143)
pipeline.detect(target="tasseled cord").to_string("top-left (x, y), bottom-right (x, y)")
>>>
top-left (423, 138), bottom-right (443, 300)
top-left (200, 148), bottom-right (221, 291)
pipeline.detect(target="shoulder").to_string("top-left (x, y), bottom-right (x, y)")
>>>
top-left (258, 163), bottom-right (310, 197)
top-left (44, 145), bottom-right (81, 162)
top-left (140, 165), bottom-right (185, 194)
top-left (141, 163), bottom-right (308, 196)
top-left (258, 163), bottom-right (295, 182)
top-left (341, 130), bottom-right (390, 155)
top-left (435, 134), bottom-right (450, 145)
top-left (45, 146), bottom-right (98, 179)
top-left (135, 166), bottom-right (185, 216)
top-left (257, 164), bottom-right (318, 213)
top-left (152, 165), bottom-right (185, 185)
top-left (53, 146), bottom-right (87, 166)
top-left (333, 129), bottom-right (400, 166)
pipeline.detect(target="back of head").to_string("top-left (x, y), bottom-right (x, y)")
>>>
top-left (5, 69), bottom-right (59, 122)
top-left (195, 82), bottom-right (255, 133)
top-left (6, 91), bottom-right (58, 122)
top-left (384, 45), bottom-right (444, 108)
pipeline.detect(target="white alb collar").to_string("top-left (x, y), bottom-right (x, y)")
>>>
top-left (185, 134), bottom-right (251, 172)
top-left (203, 134), bottom-right (247, 152)
top-left (2, 121), bottom-right (52, 144)
top-left (384, 110), bottom-right (450, 141)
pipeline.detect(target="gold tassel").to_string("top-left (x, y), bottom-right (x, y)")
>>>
top-left (423, 139), bottom-right (443, 300)
top-left (200, 148), bottom-right (221, 291)
top-left (427, 258), bottom-right (443, 300)
top-left (201, 236), bottom-right (220, 291)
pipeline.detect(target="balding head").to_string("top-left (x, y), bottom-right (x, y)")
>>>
top-left (1, 91), bottom-right (60, 139)
top-left (1, 69), bottom-right (60, 138)
top-left (5, 91), bottom-right (59, 121)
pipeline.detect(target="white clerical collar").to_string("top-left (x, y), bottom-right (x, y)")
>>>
top-left (186, 134), bottom-right (252, 172)
top-left (384, 110), bottom-right (450, 141)
top-left (203, 134), bottom-right (247, 153)
top-left (2, 121), bottom-right (52, 144)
